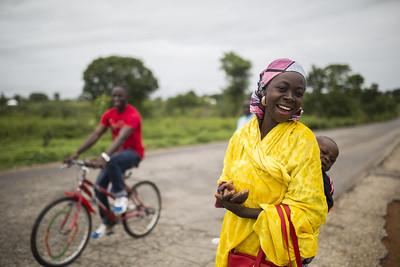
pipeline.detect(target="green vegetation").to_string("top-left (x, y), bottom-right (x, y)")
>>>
top-left (304, 64), bottom-right (400, 120)
top-left (1, 54), bottom-right (399, 170)
top-left (0, 100), bottom-right (237, 170)
top-left (220, 52), bottom-right (252, 116)
top-left (0, 97), bottom-right (397, 170)
top-left (82, 56), bottom-right (158, 109)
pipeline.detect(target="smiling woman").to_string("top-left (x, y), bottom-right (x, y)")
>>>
top-left (215, 58), bottom-right (327, 267)
top-left (259, 71), bottom-right (306, 139)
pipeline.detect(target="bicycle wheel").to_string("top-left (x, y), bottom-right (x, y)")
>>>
top-left (123, 180), bottom-right (161, 238)
top-left (31, 196), bottom-right (92, 267)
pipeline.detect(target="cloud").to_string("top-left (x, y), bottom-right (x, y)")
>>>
top-left (0, 0), bottom-right (399, 99)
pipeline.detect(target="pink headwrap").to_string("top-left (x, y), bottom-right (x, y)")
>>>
top-left (250, 58), bottom-right (306, 121)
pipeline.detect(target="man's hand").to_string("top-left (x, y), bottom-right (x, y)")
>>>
top-left (87, 157), bottom-right (107, 169)
top-left (63, 152), bottom-right (79, 165)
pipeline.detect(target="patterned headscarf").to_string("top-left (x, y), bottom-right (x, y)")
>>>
top-left (250, 58), bottom-right (307, 121)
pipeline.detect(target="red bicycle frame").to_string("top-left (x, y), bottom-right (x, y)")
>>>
top-left (64, 167), bottom-right (148, 225)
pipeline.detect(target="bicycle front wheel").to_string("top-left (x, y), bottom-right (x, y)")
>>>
top-left (123, 180), bottom-right (161, 238)
top-left (30, 196), bottom-right (92, 267)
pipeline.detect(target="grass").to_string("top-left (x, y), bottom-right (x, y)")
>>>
top-left (0, 100), bottom-right (397, 171)
top-left (0, 115), bottom-right (236, 170)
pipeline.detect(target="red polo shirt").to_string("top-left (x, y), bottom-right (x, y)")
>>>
top-left (100, 104), bottom-right (144, 159)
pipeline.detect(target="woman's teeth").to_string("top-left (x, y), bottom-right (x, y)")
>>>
top-left (277, 105), bottom-right (291, 111)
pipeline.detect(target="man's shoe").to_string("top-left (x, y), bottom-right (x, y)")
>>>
top-left (91, 224), bottom-right (114, 240)
top-left (112, 196), bottom-right (128, 215)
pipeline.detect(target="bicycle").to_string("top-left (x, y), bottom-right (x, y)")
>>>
top-left (30, 160), bottom-right (161, 267)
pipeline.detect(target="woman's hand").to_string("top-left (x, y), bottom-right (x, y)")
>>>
top-left (215, 181), bottom-right (236, 207)
top-left (217, 181), bottom-right (235, 201)
top-left (220, 199), bottom-right (262, 219)
top-left (230, 189), bottom-right (249, 204)
top-left (215, 181), bottom-right (249, 204)
top-left (220, 199), bottom-right (244, 215)
top-left (215, 182), bottom-right (260, 219)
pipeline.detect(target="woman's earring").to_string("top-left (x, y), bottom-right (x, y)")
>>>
top-left (261, 96), bottom-right (267, 107)
top-left (290, 107), bottom-right (304, 121)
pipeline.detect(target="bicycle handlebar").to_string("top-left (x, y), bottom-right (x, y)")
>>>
top-left (61, 160), bottom-right (96, 170)
top-left (71, 160), bottom-right (88, 166)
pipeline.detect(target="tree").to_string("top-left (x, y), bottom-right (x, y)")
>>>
top-left (165, 90), bottom-right (203, 115)
top-left (346, 74), bottom-right (364, 97)
top-left (0, 93), bottom-right (7, 106)
top-left (220, 52), bottom-right (252, 116)
top-left (391, 88), bottom-right (400, 103)
top-left (29, 92), bottom-right (49, 102)
top-left (307, 65), bottom-right (326, 94)
top-left (359, 83), bottom-right (392, 117)
top-left (305, 65), bottom-right (327, 115)
top-left (324, 64), bottom-right (351, 93)
top-left (13, 94), bottom-right (23, 103)
top-left (82, 56), bottom-right (159, 107)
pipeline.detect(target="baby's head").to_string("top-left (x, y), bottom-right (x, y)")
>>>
top-left (316, 136), bottom-right (339, 172)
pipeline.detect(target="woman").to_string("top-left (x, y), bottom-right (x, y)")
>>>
top-left (215, 58), bottom-right (327, 267)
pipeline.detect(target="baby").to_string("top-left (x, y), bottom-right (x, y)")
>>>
top-left (316, 135), bottom-right (339, 211)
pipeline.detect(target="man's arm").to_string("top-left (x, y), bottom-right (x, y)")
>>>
top-left (85, 125), bottom-right (133, 168)
top-left (71, 124), bottom-right (108, 159)
top-left (105, 126), bottom-right (133, 156)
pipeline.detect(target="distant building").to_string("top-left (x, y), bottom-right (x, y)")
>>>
top-left (7, 99), bottom-right (18, 106)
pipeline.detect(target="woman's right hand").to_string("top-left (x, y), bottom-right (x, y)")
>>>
top-left (215, 182), bottom-right (249, 204)
top-left (217, 181), bottom-right (236, 201)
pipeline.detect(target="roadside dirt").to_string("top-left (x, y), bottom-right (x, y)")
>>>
top-left (380, 141), bottom-right (400, 267)
top-left (381, 200), bottom-right (400, 267)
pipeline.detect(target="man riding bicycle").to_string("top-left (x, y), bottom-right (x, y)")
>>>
top-left (65, 85), bottom-right (144, 239)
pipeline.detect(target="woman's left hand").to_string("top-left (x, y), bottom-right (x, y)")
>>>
top-left (220, 199), bottom-right (243, 214)
top-left (220, 199), bottom-right (262, 219)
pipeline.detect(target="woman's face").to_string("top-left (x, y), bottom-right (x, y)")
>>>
top-left (263, 71), bottom-right (305, 123)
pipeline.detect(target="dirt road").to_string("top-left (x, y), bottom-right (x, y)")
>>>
top-left (1, 118), bottom-right (399, 266)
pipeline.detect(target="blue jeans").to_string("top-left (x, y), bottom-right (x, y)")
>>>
top-left (95, 149), bottom-right (141, 225)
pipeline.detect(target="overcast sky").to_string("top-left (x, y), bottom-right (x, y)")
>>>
top-left (1, 0), bottom-right (399, 99)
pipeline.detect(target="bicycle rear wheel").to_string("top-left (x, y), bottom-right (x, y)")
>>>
top-left (31, 196), bottom-right (92, 267)
top-left (123, 180), bottom-right (161, 238)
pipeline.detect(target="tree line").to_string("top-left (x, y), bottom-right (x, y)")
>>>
top-left (1, 53), bottom-right (399, 120)
top-left (304, 64), bottom-right (399, 120)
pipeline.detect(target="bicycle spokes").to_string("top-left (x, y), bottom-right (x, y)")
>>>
top-left (31, 197), bottom-right (91, 266)
top-left (122, 181), bottom-right (161, 238)
top-left (44, 205), bottom-right (81, 259)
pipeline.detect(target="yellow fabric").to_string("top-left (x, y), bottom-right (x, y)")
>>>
top-left (216, 117), bottom-right (327, 267)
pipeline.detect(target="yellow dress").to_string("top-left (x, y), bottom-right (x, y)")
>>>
top-left (216, 117), bottom-right (327, 267)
